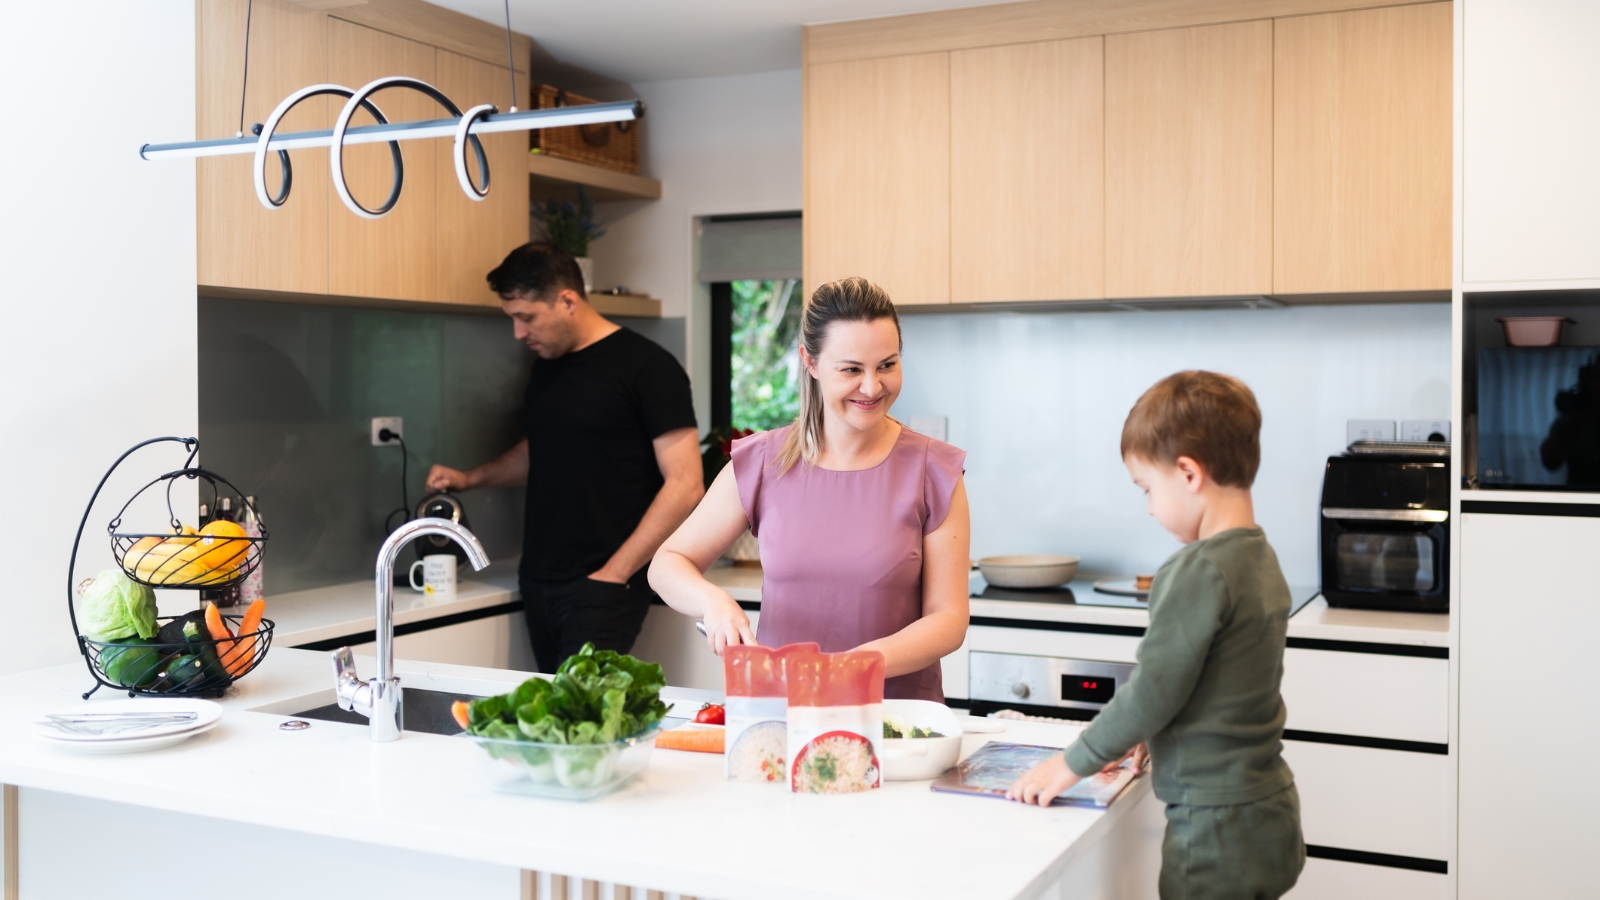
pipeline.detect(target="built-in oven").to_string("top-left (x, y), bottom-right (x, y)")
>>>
top-left (966, 651), bottom-right (1136, 721)
top-left (1320, 450), bottom-right (1450, 613)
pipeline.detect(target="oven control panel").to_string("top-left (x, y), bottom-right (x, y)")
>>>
top-left (968, 651), bottom-right (1136, 711)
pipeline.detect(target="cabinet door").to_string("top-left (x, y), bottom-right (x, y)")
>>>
top-left (1459, 512), bottom-right (1600, 898)
top-left (433, 51), bottom-right (529, 307)
top-left (1463, 0), bottom-right (1600, 284)
top-left (950, 38), bottom-right (1103, 303)
top-left (1274, 3), bottom-right (1451, 294)
top-left (1105, 21), bottom-right (1272, 299)
top-left (327, 20), bottom-right (437, 302)
top-left (197, 0), bottom-right (329, 294)
top-left (805, 53), bottom-right (950, 306)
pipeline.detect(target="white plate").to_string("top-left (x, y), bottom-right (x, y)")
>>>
top-left (1093, 578), bottom-right (1149, 600)
top-left (37, 718), bottom-right (220, 754)
top-left (32, 698), bottom-right (222, 742)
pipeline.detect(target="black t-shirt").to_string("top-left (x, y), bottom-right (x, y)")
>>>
top-left (521, 327), bottom-right (697, 581)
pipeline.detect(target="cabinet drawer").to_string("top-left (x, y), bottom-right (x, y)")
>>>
top-left (1286, 857), bottom-right (1450, 900)
top-left (1284, 740), bottom-right (1451, 863)
top-left (1282, 648), bottom-right (1447, 744)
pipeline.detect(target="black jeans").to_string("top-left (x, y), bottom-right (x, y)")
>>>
top-left (518, 569), bottom-right (653, 673)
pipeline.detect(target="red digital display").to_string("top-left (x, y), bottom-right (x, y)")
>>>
top-left (1061, 674), bottom-right (1116, 704)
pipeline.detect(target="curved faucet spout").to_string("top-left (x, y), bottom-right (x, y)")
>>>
top-left (332, 517), bottom-right (490, 742)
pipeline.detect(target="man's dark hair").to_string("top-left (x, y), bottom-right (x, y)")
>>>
top-left (486, 241), bottom-right (586, 301)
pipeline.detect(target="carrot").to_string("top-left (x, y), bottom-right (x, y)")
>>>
top-left (451, 700), bottom-right (472, 731)
top-left (655, 727), bottom-right (725, 754)
top-left (221, 598), bottom-right (265, 676)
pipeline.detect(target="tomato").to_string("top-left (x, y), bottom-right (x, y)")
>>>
top-left (693, 702), bottom-right (725, 726)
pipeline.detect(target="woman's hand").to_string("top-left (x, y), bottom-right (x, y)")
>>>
top-left (1005, 754), bottom-right (1082, 807)
top-left (702, 591), bottom-right (756, 655)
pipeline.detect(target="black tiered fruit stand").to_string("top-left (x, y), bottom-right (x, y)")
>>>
top-left (68, 437), bottom-right (275, 699)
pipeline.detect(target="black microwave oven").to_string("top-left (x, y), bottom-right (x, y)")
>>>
top-left (1319, 452), bottom-right (1450, 613)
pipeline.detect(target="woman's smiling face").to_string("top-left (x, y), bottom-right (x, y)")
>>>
top-left (804, 318), bottom-right (903, 432)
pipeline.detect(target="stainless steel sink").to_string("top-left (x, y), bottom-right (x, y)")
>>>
top-left (290, 686), bottom-right (481, 736)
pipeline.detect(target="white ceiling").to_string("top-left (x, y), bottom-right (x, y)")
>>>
top-left (426, 0), bottom-right (1019, 85)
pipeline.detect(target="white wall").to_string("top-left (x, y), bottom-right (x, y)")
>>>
top-left (0, 3), bottom-right (196, 675)
top-left (589, 68), bottom-right (803, 428)
top-left (896, 304), bottom-right (1453, 587)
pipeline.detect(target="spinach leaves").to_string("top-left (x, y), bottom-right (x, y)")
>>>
top-left (465, 644), bottom-right (669, 745)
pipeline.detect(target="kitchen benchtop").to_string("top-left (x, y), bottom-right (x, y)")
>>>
top-left (705, 566), bottom-right (1451, 648)
top-left (0, 649), bottom-right (1151, 900)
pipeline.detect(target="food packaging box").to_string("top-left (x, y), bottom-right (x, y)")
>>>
top-left (723, 642), bottom-right (817, 783)
top-left (785, 650), bottom-right (886, 794)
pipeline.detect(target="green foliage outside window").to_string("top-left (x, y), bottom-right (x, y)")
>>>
top-left (731, 278), bottom-right (802, 433)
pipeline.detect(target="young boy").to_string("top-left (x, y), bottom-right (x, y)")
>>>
top-left (1007, 370), bottom-right (1304, 899)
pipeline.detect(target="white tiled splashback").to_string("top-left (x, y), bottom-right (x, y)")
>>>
top-left (895, 303), bottom-right (1452, 587)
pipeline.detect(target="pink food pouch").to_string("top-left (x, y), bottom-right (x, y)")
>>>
top-left (723, 642), bottom-right (819, 783)
top-left (785, 650), bottom-right (886, 794)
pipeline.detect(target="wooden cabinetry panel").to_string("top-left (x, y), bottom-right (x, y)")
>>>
top-left (197, 0), bottom-right (329, 294)
top-left (805, 53), bottom-right (950, 306)
top-left (1105, 21), bottom-right (1272, 298)
top-left (327, 20), bottom-right (437, 302)
top-left (1274, 3), bottom-right (1451, 293)
top-left (433, 50), bottom-right (529, 307)
top-left (951, 37), bottom-right (1104, 303)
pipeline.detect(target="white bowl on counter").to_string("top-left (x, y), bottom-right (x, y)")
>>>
top-left (880, 699), bottom-right (963, 781)
top-left (978, 554), bottom-right (1081, 589)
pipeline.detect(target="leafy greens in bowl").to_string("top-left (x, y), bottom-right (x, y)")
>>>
top-left (460, 644), bottom-right (671, 799)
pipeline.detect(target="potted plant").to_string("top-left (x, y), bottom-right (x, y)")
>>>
top-left (531, 186), bottom-right (606, 292)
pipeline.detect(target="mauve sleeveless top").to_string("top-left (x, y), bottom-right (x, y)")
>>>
top-left (730, 425), bottom-right (967, 701)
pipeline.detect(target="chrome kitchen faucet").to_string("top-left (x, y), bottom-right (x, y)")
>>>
top-left (331, 517), bottom-right (489, 741)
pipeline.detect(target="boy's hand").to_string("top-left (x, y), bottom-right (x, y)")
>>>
top-left (1103, 742), bottom-right (1149, 775)
top-left (1005, 754), bottom-right (1082, 806)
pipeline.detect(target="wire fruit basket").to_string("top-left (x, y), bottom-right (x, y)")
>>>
top-left (68, 437), bottom-right (273, 699)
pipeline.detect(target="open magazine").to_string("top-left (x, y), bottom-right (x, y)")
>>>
top-left (930, 742), bottom-right (1141, 808)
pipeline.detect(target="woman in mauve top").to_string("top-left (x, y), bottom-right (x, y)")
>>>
top-left (650, 277), bottom-right (971, 701)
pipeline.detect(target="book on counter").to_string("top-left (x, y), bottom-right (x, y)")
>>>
top-left (930, 742), bottom-right (1141, 807)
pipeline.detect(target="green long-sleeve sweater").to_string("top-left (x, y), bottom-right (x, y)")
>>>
top-left (1064, 526), bottom-right (1295, 806)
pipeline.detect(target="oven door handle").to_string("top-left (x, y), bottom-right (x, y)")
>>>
top-left (1322, 507), bottom-right (1448, 523)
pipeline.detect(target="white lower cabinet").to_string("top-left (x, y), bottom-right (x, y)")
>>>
top-left (1280, 648), bottom-right (1448, 744)
top-left (348, 610), bottom-right (535, 672)
top-left (1459, 511), bottom-right (1600, 899)
top-left (1283, 740), bottom-right (1451, 861)
top-left (1286, 858), bottom-right (1449, 900)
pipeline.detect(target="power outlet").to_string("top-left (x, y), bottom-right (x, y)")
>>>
top-left (371, 417), bottom-right (403, 446)
top-left (1402, 420), bottom-right (1451, 443)
top-left (1346, 420), bottom-right (1396, 444)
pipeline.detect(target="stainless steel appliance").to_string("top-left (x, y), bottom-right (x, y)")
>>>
top-left (967, 651), bottom-right (1136, 719)
top-left (1320, 449), bottom-right (1450, 612)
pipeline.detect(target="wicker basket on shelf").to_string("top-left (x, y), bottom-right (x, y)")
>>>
top-left (529, 84), bottom-right (640, 173)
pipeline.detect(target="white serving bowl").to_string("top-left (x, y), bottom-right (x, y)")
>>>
top-left (978, 554), bottom-right (1081, 589)
top-left (880, 699), bottom-right (963, 781)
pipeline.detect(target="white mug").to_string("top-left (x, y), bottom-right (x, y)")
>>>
top-left (409, 554), bottom-right (456, 600)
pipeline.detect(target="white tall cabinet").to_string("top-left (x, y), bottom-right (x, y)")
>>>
top-left (1457, 510), bottom-right (1600, 897)
top-left (1461, 0), bottom-right (1600, 287)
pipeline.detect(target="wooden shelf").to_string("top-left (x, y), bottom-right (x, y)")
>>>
top-left (528, 153), bottom-right (661, 202)
top-left (589, 292), bottom-right (662, 318)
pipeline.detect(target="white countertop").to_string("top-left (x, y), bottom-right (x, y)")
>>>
top-left (707, 567), bottom-right (1451, 647)
top-left (0, 649), bottom-right (1146, 900)
top-left (161, 559), bottom-right (525, 648)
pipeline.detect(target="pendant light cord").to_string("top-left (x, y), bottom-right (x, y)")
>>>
top-left (503, 0), bottom-right (518, 112)
top-left (236, 0), bottom-right (255, 138)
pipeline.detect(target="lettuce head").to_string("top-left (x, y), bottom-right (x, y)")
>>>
top-left (81, 569), bottom-right (158, 641)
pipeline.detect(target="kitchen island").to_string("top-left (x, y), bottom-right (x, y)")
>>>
top-left (0, 648), bottom-right (1161, 900)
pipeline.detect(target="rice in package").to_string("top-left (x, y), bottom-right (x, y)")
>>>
top-left (723, 642), bottom-right (817, 783)
top-left (785, 650), bottom-right (885, 794)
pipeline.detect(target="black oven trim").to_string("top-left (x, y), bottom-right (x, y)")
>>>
top-left (1461, 500), bottom-right (1600, 517)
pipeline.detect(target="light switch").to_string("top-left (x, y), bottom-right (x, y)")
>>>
top-left (1347, 420), bottom-right (1396, 444)
top-left (908, 415), bottom-right (948, 442)
top-left (1401, 420), bottom-right (1451, 443)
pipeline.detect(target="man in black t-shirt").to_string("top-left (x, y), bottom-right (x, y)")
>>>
top-left (425, 242), bottom-right (703, 672)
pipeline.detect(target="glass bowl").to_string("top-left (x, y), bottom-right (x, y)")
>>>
top-left (468, 724), bottom-right (661, 800)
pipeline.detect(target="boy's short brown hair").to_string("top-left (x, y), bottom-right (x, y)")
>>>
top-left (1121, 371), bottom-right (1262, 488)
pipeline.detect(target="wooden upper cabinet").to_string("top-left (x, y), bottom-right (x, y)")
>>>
top-left (197, 0), bottom-right (329, 294)
top-left (951, 37), bottom-right (1104, 303)
top-left (805, 53), bottom-right (950, 306)
top-left (433, 51), bottom-right (530, 307)
top-left (327, 20), bottom-right (437, 302)
top-left (1105, 21), bottom-right (1273, 298)
top-left (1274, 3), bottom-right (1452, 293)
